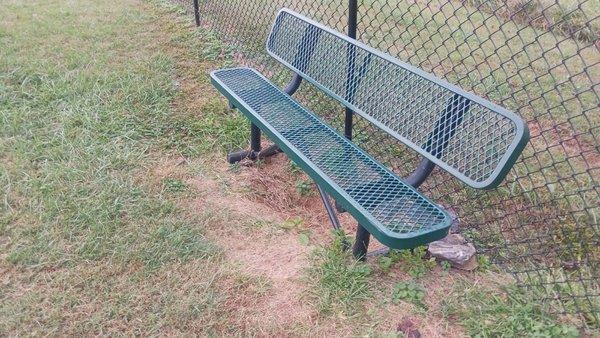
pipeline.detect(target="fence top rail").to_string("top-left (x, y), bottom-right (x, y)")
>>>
top-left (266, 8), bottom-right (530, 189)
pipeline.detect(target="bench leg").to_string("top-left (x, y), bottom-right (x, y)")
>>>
top-left (316, 185), bottom-right (341, 230)
top-left (250, 122), bottom-right (261, 152)
top-left (227, 123), bottom-right (282, 164)
top-left (334, 200), bottom-right (346, 213)
top-left (316, 185), bottom-right (351, 250)
top-left (352, 224), bottom-right (371, 261)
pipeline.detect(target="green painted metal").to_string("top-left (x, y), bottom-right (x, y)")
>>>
top-left (266, 9), bottom-right (530, 189)
top-left (211, 68), bottom-right (452, 249)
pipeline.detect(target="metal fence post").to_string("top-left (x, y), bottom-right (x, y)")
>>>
top-left (344, 0), bottom-right (358, 140)
top-left (345, 0), bottom-right (372, 260)
top-left (193, 0), bottom-right (200, 26)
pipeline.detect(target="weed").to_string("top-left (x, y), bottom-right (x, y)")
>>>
top-left (298, 232), bottom-right (311, 246)
top-left (288, 160), bottom-right (302, 175)
top-left (228, 162), bottom-right (242, 173)
top-left (554, 220), bottom-right (597, 264)
top-left (295, 179), bottom-right (313, 196)
top-left (392, 281), bottom-right (427, 309)
top-left (388, 247), bottom-right (436, 278)
top-left (374, 247), bottom-right (436, 276)
top-left (553, 5), bottom-right (596, 42)
top-left (440, 260), bottom-right (452, 271)
top-left (246, 219), bottom-right (273, 228)
top-left (163, 178), bottom-right (188, 193)
top-left (522, 265), bottom-right (600, 329)
top-left (477, 254), bottom-right (493, 272)
top-left (279, 217), bottom-right (303, 230)
top-left (378, 255), bottom-right (395, 273)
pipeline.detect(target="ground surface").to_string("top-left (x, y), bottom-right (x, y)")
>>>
top-left (0, 0), bottom-right (583, 336)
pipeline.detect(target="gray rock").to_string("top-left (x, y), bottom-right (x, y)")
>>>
top-left (428, 234), bottom-right (477, 270)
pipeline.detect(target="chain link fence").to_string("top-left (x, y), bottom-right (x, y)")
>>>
top-left (169, 0), bottom-right (598, 328)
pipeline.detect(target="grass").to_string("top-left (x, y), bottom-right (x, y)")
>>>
top-left (168, 0), bottom-right (598, 333)
top-left (1, 0), bottom-right (198, 267)
top-left (306, 232), bottom-right (373, 315)
top-left (303, 235), bottom-right (582, 335)
top-left (465, 0), bottom-right (599, 42)
top-left (295, 178), bottom-right (314, 196)
top-left (197, 0), bottom-right (599, 265)
top-left (0, 0), bottom-right (253, 334)
top-left (442, 281), bottom-right (580, 337)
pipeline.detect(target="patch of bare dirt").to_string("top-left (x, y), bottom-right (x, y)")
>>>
top-left (182, 160), bottom-right (317, 332)
top-left (234, 153), bottom-right (355, 234)
top-left (150, 149), bottom-right (471, 336)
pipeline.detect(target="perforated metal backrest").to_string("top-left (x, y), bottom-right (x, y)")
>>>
top-left (266, 9), bottom-right (529, 189)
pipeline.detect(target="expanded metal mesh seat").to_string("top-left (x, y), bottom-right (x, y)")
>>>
top-left (212, 68), bottom-right (449, 248)
top-left (210, 9), bottom-right (529, 250)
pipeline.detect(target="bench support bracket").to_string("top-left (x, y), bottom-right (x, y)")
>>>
top-left (316, 185), bottom-right (351, 250)
top-left (227, 143), bottom-right (283, 164)
top-left (351, 94), bottom-right (467, 259)
top-left (227, 123), bottom-right (283, 163)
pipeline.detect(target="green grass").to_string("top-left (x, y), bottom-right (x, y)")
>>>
top-left (0, 0), bottom-right (252, 334)
top-left (304, 236), bottom-right (582, 335)
top-left (385, 247), bottom-right (437, 278)
top-left (0, 0), bottom-right (215, 269)
top-left (306, 232), bottom-right (372, 315)
top-left (442, 281), bottom-right (580, 337)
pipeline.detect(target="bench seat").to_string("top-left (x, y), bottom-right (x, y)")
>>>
top-left (211, 67), bottom-right (452, 249)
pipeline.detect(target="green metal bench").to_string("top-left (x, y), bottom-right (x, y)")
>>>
top-left (210, 9), bottom-right (529, 258)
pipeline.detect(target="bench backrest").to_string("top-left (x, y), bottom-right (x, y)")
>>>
top-left (266, 9), bottom-right (529, 189)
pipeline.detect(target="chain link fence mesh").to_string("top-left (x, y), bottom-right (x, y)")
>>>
top-left (169, 0), bottom-right (598, 328)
